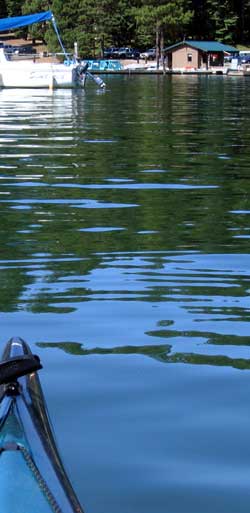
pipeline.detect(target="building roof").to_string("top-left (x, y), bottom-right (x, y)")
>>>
top-left (164, 40), bottom-right (238, 54)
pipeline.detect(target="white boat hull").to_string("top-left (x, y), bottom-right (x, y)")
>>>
top-left (0, 50), bottom-right (86, 89)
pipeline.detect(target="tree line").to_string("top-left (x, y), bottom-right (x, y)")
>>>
top-left (0, 0), bottom-right (249, 57)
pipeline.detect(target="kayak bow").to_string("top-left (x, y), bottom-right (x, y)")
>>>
top-left (0, 337), bottom-right (84, 513)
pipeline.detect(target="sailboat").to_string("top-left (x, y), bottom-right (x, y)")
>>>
top-left (0, 11), bottom-right (88, 89)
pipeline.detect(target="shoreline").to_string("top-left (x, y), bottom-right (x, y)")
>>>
top-left (85, 58), bottom-right (247, 76)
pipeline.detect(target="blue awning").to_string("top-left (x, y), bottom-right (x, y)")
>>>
top-left (0, 11), bottom-right (52, 32)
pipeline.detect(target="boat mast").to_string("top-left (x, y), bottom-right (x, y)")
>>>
top-left (51, 13), bottom-right (70, 62)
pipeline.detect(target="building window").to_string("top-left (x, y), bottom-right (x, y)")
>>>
top-left (187, 53), bottom-right (192, 62)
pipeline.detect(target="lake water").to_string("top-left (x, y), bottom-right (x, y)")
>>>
top-left (1, 75), bottom-right (250, 513)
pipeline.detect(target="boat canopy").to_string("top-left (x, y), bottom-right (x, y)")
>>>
top-left (0, 11), bottom-right (69, 60)
top-left (0, 11), bottom-right (52, 32)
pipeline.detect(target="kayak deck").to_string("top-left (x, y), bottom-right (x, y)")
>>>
top-left (0, 337), bottom-right (84, 513)
top-left (1, 409), bottom-right (54, 513)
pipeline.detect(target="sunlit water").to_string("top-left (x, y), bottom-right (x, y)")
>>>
top-left (1, 75), bottom-right (250, 512)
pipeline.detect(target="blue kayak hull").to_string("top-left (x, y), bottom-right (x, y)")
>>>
top-left (0, 337), bottom-right (84, 513)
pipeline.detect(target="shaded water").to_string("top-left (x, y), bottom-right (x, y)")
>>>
top-left (1, 75), bottom-right (250, 512)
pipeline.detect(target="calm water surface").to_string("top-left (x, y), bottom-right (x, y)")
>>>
top-left (1, 75), bottom-right (250, 512)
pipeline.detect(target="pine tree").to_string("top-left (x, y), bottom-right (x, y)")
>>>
top-left (22, 0), bottom-right (53, 43)
top-left (206, 0), bottom-right (238, 42)
top-left (132, 0), bottom-right (193, 67)
top-left (46, 0), bottom-right (137, 57)
top-left (5, 0), bottom-right (21, 17)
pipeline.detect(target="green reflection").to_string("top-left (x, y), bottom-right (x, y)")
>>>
top-left (146, 329), bottom-right (250, 346)
top-left (37, 341), bottom-right (250, 371)
top-left (37, 341), bottom-right (172, 360)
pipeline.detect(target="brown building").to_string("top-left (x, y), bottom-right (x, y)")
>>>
top-left (164, 40), bottom-right (238, 70)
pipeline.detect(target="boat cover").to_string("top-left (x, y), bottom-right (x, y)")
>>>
top-left (0, 11), bottom-right (52, 32)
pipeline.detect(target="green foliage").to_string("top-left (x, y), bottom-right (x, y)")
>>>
top-left (206, 0), bottom-right (238, 42)
top-left (132, 0), bottom-right (193, 67)
top-left (132, 0), bottom-right (193, 49)
top-left (5, 0), bottom-right (21, 17)
top-left (22, 0), bottom-right (53, 42)
top-left (233, 0), bottom-right (250, 43)
top-left (0, 0), bottom-right (7, 17)
top-left (50, 0), bottom-right (137, 57)
top-left (0, 0), bottom-right (250, 54)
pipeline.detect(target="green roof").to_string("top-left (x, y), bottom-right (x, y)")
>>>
top-left (164, 40), bottom-right (238, 53)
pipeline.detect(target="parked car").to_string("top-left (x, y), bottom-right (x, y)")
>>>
top-left (140, 48), bottom-right (156, 60)
top-left (16, 45), bottom-right (37, 55)
top-left (116, 47), bottom-right (140, 59)
top-left (239, 51), bottom-right (250, 64)
top-left (3, 44), bottom-right (18, 54)
top-left (239, 55), bottom-right (250, 64)
top-left (103, 47), bottom-right (119, 59)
